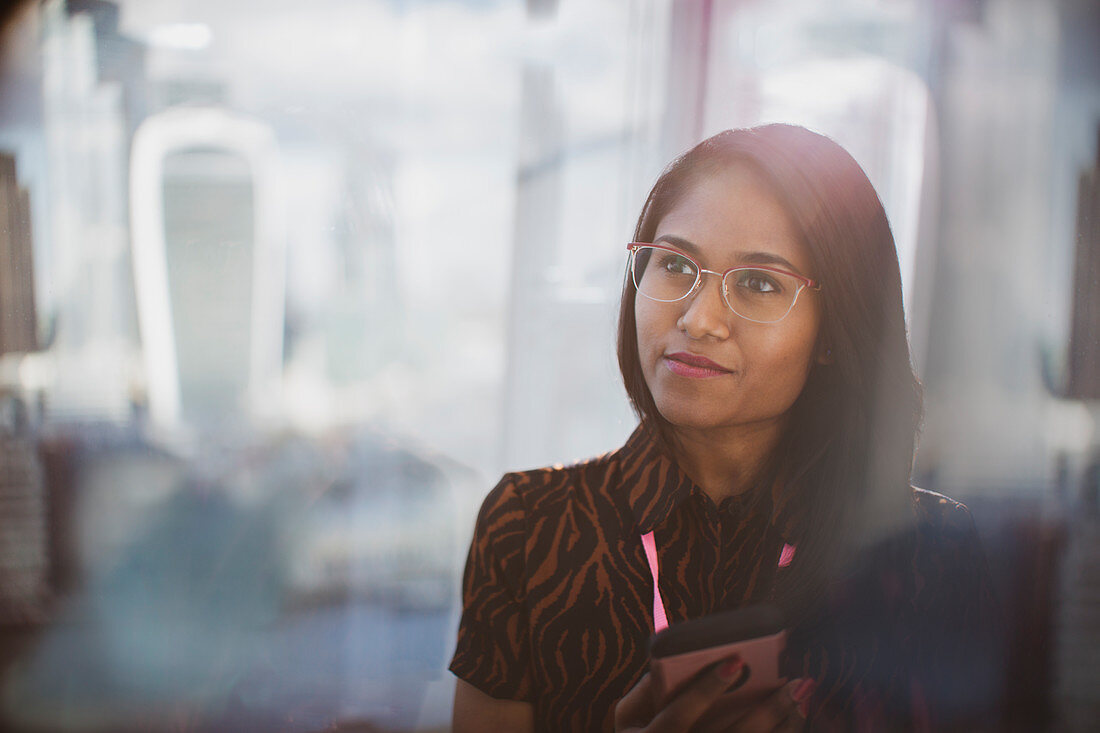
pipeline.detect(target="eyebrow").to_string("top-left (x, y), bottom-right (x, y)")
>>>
top-left (653, 234), bottom-right (807, 275)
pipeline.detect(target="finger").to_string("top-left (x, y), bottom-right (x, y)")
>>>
top-left (777, 702), bottom-right (809, 733)
top-left (788, 678), bottom-right (816, 720)
top-left (690, 691), bottom-right (762, 733)
top-left (731, 678), bottom-right (815, 733)
top-left (775, 692), bottom-right (810, 733)
top-left (786, 677), bottom-right (815, 729)
top-left (693, 703), bottom-right (749, 733)
top-left (613, 671), bottom-right (656, 730)
top-left (647, 657), bottom-right (744, 732)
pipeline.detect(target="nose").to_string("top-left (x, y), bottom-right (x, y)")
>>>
top-left (676, 271), bottom-right (731, 340)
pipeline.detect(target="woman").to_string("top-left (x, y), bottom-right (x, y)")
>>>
top-left (450, 125), bottom-right (1000, 732)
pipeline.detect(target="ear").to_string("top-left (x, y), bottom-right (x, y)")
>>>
top-left (816, 344), bottom-right (834, 365)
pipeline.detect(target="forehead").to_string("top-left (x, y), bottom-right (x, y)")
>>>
top-left (653, 165), bottom-right (812, 274)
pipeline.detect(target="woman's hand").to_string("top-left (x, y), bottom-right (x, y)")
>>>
top-left (614, 657), bottom-right (746, 732)
top-left (692, 678), bottom-right (815, 733)
top-left (613, 657), bottom-right (815, 732)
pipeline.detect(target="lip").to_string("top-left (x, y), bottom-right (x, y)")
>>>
top-left (663, 352), bottom-right (733, 379)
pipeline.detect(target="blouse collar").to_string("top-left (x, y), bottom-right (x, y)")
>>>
top-left (619, 421), bottom-right (805, 544)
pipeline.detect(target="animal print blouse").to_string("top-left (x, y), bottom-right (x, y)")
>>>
top-left (450, 423), bottom-right (1001, 731)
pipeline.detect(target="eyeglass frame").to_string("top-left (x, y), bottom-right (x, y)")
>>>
top-left (626, 242), bottom-right (822, 324)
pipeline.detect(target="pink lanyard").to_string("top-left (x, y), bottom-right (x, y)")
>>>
top-left (640, 531), bottom-right (797, 633)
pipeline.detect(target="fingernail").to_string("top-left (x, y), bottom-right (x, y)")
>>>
top-left (791, 677), bottom-right (816, 704)
top-left (717, 658), bottom-right (743, 681)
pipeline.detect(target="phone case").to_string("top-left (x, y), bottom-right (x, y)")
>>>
top-left (650, 630), bottom-right (788, 703)
top-left (649, 605), bottom-right (787, 704)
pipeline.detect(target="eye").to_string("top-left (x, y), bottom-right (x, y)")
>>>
top-left (734, 269), bottom-right (783, 295)
top-left (658, 253), bottom-right (696, 276)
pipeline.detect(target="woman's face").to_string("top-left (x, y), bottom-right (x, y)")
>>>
top-left (635, 165), bottom-right (823, 439)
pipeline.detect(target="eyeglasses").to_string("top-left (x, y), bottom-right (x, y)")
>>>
top-left (627, 243), bottom-right (821, 324)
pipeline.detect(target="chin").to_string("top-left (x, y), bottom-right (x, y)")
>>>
top-left (652, 392), bottom-right (789, 436)
top-left (653, 400), bottom-right (727, 432)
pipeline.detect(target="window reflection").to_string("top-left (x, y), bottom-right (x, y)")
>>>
top-left (0, 0), bottom-right (1096, 730)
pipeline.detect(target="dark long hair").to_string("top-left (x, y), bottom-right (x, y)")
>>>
top-left (617, 124), bottom-right (922, 613)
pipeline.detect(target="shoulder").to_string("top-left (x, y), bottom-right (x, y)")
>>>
top-left (470, 446), bottom-right (636, 572)
top-left (904, 487), bottom-right (1003, 704)
top-left (908, 487), bottom-right (994, 601)
top-left (481, 447), bottom-right (628, 520)
top-left (911, 485), bottom-right (978, 540)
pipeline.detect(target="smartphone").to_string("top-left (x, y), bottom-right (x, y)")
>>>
top-left (649, 604), bottom-right (787, 704)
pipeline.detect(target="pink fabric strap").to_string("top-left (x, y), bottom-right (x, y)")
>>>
top-left (640, 530), bottom-right (669, 633)
top-left (778, 542), bottom-right (797, 568)
top-left (641, 532), bottom-right (798, 633)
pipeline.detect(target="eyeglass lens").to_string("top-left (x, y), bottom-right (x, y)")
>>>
top-left (630, 246), bottom-right (802, 324)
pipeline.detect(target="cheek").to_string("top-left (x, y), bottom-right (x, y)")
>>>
top-left (748, 319), bottom-right (819, 384)
top-left (633, 299), bottom-right (662, 357)
top-left (771, 328), bottom-right (820, 393)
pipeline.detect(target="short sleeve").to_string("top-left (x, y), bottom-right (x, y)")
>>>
top-left (448, 474), bottom-right (533, 701)
top-left (910, 491), bottom-right (1004, 727)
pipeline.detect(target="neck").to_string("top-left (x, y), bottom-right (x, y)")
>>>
top-left (666, 419), bottom-right (785, 504)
